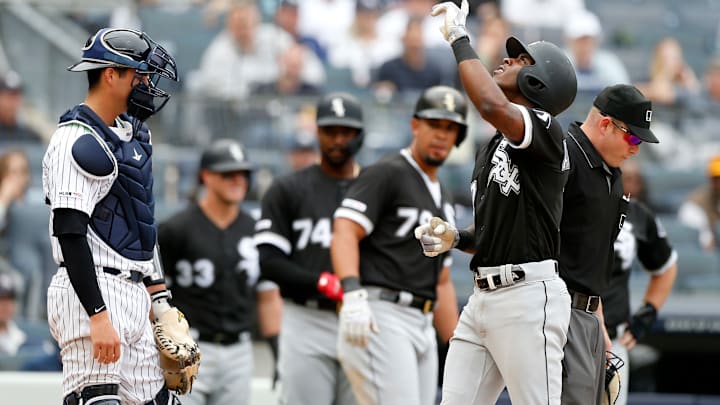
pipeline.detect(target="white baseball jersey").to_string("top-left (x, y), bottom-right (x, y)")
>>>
top-left (43, 107), bottom-right (164, 404)
top-left (43, 118), bottom-right (155, 276)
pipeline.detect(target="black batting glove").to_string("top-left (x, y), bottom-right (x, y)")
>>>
top-left (628, 302), bottom-right (658, 340)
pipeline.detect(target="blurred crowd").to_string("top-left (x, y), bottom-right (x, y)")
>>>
top-left (0, 0), bottom-right (720, 374)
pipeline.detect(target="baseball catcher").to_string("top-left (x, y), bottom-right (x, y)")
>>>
top-left (151, 288), bottom-right (201, 395)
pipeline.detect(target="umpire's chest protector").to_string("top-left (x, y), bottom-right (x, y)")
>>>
top-left (60, 105), bottom-right (156, 261)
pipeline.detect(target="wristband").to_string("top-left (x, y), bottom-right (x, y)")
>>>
top-left (455, 229), bottom-right (474, 251)
top-left (451, 37), bottom-right (479, 64)
top-left (340, 276), bottom-right (362, 292)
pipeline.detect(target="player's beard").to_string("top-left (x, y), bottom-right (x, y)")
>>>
top-left (323, 147), bottom-right (351, 168)
top-left (423, 155), bottom-right (446, 167)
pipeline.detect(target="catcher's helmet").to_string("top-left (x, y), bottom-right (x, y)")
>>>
top-left (506, 36), bottom-right (577, 116)
top-left (200, 139), bottom-right (255, 173)
top-left (68, 28), bottom-right (177, 80)
top-left (413, 85), bottom-right (468, 146)
top-left (68, 28), bottom-right (178, 123)
top-left (316, 92), bottom-right (364, 156)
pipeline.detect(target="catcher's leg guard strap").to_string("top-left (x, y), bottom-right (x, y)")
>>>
top-left (144, 387), bottom-right (176, 405)
top-left (63, 384), bottom-right (121, 405)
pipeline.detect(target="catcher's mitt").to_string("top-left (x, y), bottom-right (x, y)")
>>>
top-left (152, 307), bottom-right (201, 395)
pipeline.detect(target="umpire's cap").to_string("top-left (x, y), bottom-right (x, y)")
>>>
top-left (200, 139), bottom-right (255, 173)
top-left (414, 85), bottom-right (468, 146)
top-left (593, 84), bottom-right (658, 143)
top-left (506, 36), bottom-right (577, 116)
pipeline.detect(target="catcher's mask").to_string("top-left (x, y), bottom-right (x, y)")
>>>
top-left (69, 28), bottom-right (178, 129)
top-left (603, 351), bottom-right (625, 405)
top-left (506, 36), bottom-right (577, 116)
top-left (316, 92), bottom-right (364, 156)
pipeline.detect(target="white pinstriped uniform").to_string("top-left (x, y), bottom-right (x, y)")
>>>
top-left (43, 117), bottom-right (164, 405)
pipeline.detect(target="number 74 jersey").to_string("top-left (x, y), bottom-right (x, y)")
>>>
top-left (255, 164), bottom-right (355, 277)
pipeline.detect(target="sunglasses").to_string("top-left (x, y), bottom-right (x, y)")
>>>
top-left (219, 171), bottom-right (248, 180)
top-left (609, 119), bottom-right (642, 146)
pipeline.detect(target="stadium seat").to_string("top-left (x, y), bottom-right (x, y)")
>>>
top-left (6, 202), bottom-right (53, 320)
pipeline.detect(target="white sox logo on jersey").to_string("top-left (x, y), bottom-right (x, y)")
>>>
top-left (174, 236), bottom-right (259, 288)
top-left (614, 221), bottom-right (635, 270)
top-left (488, 140), bottom-right (520, 196)
top-left (331, 98), bottom-right (346, 117)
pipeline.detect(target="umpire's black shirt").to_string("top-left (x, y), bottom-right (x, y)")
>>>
top-left (560, 122), bottom-right (628, 296)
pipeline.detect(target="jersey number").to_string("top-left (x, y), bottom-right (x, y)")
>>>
top-left (175, 237), bottom-right (258, 287)
top-left (396, 207), bottom-right (433, 237)
top-left (292, 218), bottom-right (331, 250)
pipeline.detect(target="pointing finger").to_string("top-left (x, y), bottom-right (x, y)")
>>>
top-left (430, 3), bottom-right (447, 16)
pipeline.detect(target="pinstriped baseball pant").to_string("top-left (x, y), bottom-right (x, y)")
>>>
top-left (48, 268), bottom-right (165, 405)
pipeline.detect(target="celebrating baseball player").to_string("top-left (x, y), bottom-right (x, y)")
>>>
top-left (331, 85), bottom-right (466, 405)
top-left (43, 28), bottom-right (199, 405)
top-left (158, 139), bottom-right (282, 405)
top-left (559, 84), bottom-right (659, 405)
top-left (255, 92), bottom-right (364, 405)
top-left (415, 1), bottom-right (577, 404)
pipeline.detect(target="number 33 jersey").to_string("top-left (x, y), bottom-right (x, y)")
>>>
top-left (334, 150), bottom-right (454, 299)
top-left (158, 204), bottom-right (259, 335)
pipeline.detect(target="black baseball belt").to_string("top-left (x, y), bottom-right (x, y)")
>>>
top-left (473, 260), bottom-right (559, 291)
top-left (366, 287), bottom-right (435, 314)
top-left (293, 297), bottom-right (341, 313)
top-left (64, 384), bottom-right (170, 405)
top-left (569, 290), bottom-right (601, 313)
top-left (198, 330), bottom-right (251, 345)
top-left (59, 263), bottom-right (143, 283)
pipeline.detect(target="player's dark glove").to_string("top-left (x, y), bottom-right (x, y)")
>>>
top-left (628, 302), bottom-right (658, 341)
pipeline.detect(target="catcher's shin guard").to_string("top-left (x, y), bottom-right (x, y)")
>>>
top-left (63, 384), bottom-right (121, 405)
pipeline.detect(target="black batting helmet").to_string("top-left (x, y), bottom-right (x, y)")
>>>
top-left (200, 139), bottom-right (255, 173)
top-left (413, 85), bottom-right (468, 146)
top-left (316, 92), bottom-right (364, 156)
top-left (506, 36), bottom-right (577, 116)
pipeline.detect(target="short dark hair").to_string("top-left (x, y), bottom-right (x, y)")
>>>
top-left (86, 67), bottom-right (132, 90)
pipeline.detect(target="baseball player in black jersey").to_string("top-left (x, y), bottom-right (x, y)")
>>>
top-left (331, 85), bottom-right (466, 405)
top-left (43, 28), bottom-right (191, 405)
top-left (255, 92), bottom-right (364, 405)
top-left (604, 199), bottom-right (678, 405)
top-left (158, 139), bottom-right (281, 405)
top-left (416, 1), bottom-right (577, 404)
top-left (559, 84), bottom-right (659, 405)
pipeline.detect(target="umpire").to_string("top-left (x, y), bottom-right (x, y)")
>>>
top-left (559, 84), bottom-right (659, 404)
